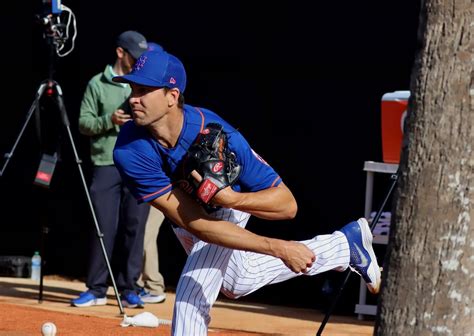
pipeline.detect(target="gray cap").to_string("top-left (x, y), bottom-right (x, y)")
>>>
top-left (116, 30), bottom-right (148, 59)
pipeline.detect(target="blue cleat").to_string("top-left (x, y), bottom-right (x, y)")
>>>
top-left (339, 218), bottom-right (381, 294)
top-left (121, 292), bottom-right (145, 308)
top-left (71, 291), bottom-right (107, 307)
top-left (139, 288), bottom-right (167, 304)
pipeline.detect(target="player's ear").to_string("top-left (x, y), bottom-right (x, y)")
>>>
top-left (166, 88), bottom-right (180, 107)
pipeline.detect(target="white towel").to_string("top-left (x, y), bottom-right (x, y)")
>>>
top-left (120, 312), bottom-right (159, 328)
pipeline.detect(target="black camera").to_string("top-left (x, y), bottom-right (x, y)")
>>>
top-left (37, 0), bottom-right (62, 25)
top-left (42, 0), bottom-right (63, 15)
top-left (35, 0), bottom-right (71, 50)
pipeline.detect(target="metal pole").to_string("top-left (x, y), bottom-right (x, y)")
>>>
top-left (55, 84), bottom-right (125, 315)
top-left (316, 171), bottom-right (399, 335)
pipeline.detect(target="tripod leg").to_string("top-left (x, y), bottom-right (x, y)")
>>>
top-left (38, 223), bottom-right (49, 303)
top-left (316, 171), bottom-right (399, 335)
top-left (55, 89), bottom-right (125, 315)
top-left (316, 270), bottom-right (351, 336)
top-left (0, 83), bottom-right (48, 177)
top-left (369, 172), bottom-right (399, 231)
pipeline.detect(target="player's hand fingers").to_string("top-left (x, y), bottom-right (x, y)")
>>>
top-left (191, 170), bottom-right (203, 182)
top-left (303, 262), bottom-right (313, 274)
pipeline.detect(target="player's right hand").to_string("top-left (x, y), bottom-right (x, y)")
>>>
top-left (279, 241), bottom-right (316, 274)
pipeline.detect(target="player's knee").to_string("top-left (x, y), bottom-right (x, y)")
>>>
top-left (175, 300), bottom-right (211, 319)
top-left (220, 285), bottom-right (243, 299)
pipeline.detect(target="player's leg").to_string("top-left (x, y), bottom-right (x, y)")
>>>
top-left (171, 209), bottom-right (250, 336)
top-left (221, 230), bottom-right (349, 299)
top-left (171, 237), bottom-right (233, 336)
top-left (221, 218), bottom-right (380, 298)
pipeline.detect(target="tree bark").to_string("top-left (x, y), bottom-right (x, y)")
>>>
top-left (375, 0), bottom-right (473, 335)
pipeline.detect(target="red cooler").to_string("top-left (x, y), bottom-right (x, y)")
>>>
top-left (381, 91), bottom-right (410, 163)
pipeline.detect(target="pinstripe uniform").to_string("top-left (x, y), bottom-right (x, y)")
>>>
top-left (114, 105), bottom-right (351, 335)
top-left (171, 208), bottom-right (349, 335)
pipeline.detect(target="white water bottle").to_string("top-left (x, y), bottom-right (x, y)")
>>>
top-left (31, 251), bottom-right (41, 282)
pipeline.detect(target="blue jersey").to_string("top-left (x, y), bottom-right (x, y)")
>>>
top-left (114, 104), bottom-right (281, 203)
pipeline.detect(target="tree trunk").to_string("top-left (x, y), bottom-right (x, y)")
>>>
top-left (375, 0), bottom-right (473, 335)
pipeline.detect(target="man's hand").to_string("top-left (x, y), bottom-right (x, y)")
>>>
top-left (278, 241), bottom-right (316, 274)
top-left (111, 109), bottom-right (132, 126)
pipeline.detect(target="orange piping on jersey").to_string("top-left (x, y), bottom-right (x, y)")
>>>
top-left (183, 107), bottom-right (206, 178)
top-left (271, 176), bottom-right (281, 187)
top-left (195, 107), bottom-right (205, 132)
top-left (140, 184), bottom-right (172, 201)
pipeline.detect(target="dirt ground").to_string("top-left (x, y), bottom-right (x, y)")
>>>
top-left (0, 276), bottom-right (375, 335)
top-left (0, 303), bottom-right (263, 336)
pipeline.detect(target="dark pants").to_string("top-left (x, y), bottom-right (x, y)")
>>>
top-left (86, 165), bottom-right (149, 297)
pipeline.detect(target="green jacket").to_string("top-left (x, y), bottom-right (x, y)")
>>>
top-left (78, 65), bottom-right (131, 166)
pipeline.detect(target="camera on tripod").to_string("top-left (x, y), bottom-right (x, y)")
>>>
top-left (0, 2), bottom-right (125, 313)
top-left (40, 0), bottom-right (63, 16)
top-left (35, 0), bottom-right (77, 57)
top-left (36, 1), bottom-right (63, 40)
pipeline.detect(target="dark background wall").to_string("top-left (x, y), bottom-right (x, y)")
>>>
top-left (0, 1), bottom-right (419, 313)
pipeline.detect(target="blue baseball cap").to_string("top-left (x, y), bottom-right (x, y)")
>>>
top-left (147, 42), bottom-right (164, 52)
top-left (113, 50), bottom-right (187, 93)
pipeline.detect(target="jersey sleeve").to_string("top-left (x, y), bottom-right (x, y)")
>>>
top-left (114, 147), bottom-right (172, 203)
top-left (227, 131), bottom-right (282, 192)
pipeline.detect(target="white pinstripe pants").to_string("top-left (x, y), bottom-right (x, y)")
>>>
top-left (171, 208), bottom-right (350, 336)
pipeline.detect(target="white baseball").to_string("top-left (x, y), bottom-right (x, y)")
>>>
top-left (41, 322), bottom-right (57, 336)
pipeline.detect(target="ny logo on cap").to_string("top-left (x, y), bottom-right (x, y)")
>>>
top-left (133, 55), bottom-right (147, 71)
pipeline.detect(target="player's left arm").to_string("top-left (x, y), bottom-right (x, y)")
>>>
top-left (208, 129), bottom-right (297, 220)
top-left (209, 181), bottom-right (297, 220)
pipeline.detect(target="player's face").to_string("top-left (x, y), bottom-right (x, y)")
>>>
top-left (129, 84), bottom-right (168, 126)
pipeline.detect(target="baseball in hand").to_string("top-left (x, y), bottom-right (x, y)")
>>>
top-left (41, 322), bottom-right (57, 336)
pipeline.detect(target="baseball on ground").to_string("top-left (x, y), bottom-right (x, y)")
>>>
top-left (41, 322), bottom-right (57, 336)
